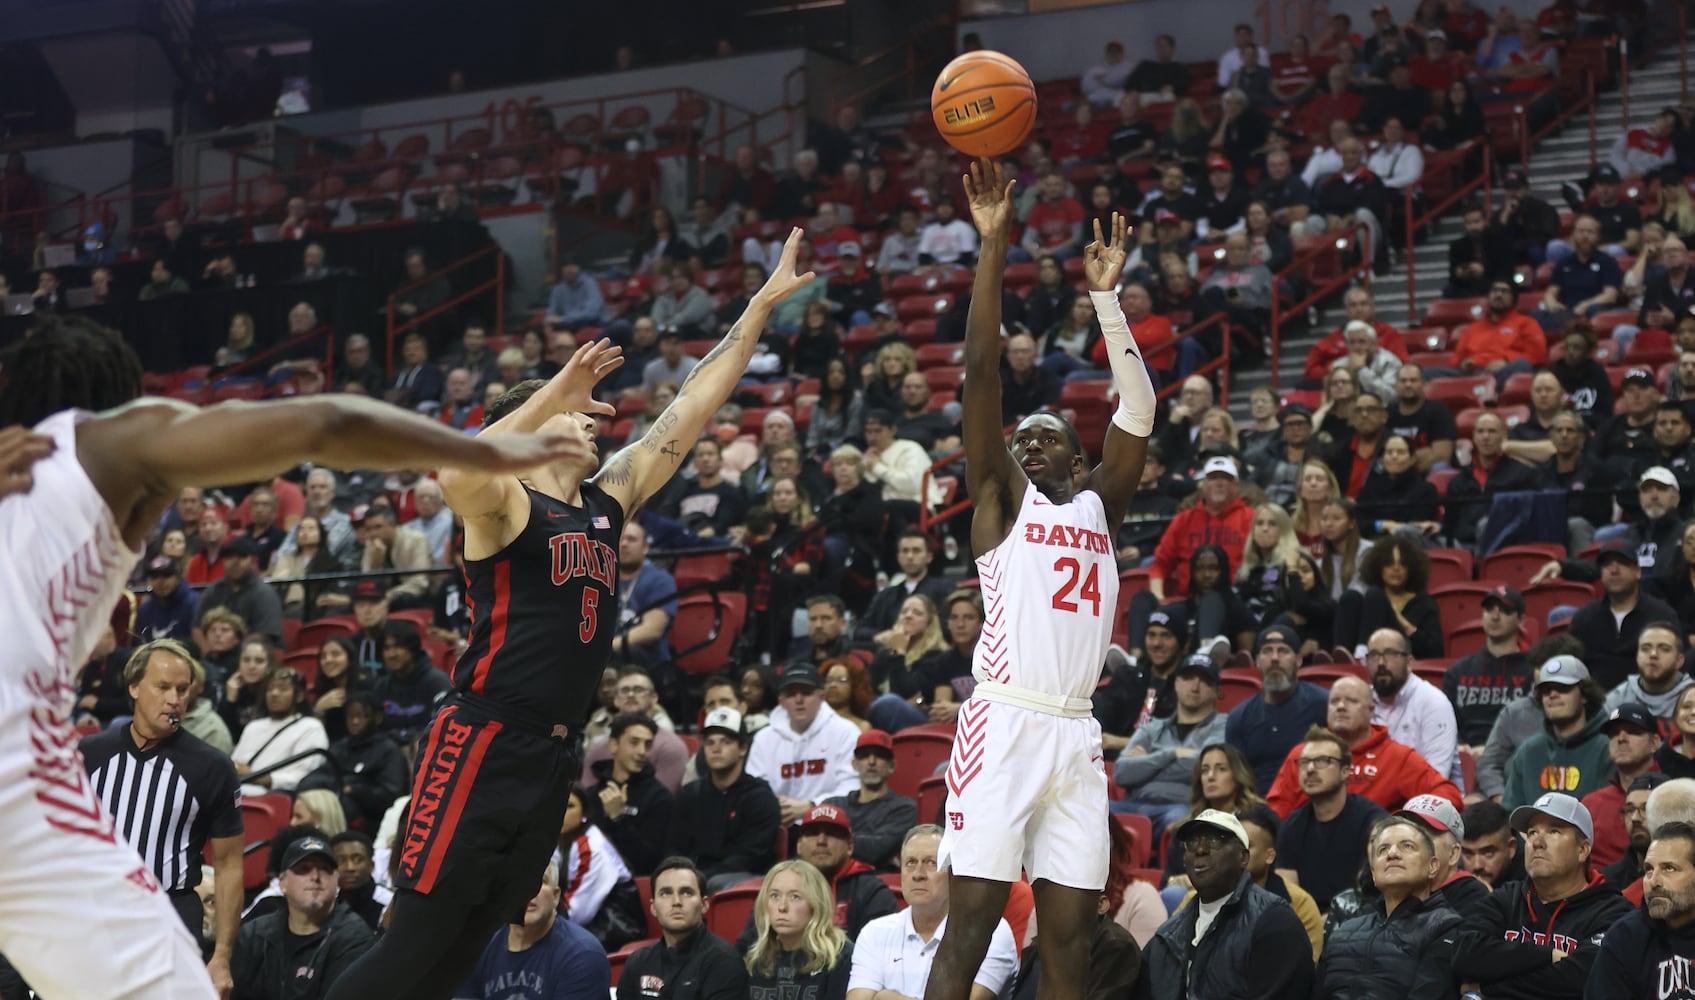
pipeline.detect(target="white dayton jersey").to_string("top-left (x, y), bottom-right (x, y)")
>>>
top-left (974, 485), bottom-right (1119, 703)
top-left (0, 408), bottom-right (215, 1000)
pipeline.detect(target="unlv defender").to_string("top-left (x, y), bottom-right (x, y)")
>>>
top-left (326, 230), bottom-right (815, 1000)
top-left (925, 163), bottom-right (1155, 1000)
top-left (0, 315), bottom-right (586, 1000)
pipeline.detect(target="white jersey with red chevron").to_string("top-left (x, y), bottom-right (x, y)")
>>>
top-left (0, 409), bottom-right (214, 999)
top-left (973, 485), bottom-right (1119, 703)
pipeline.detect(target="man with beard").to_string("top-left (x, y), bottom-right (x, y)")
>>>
top-left (1582, 703), bottom-right (1664, 868)
top-left (1274, 726), bottom-right (1389, 910)
top-left (1588, 817), bottom-right (1695, 999)
top-left (231, 669), bottom-right (329, 794)
top-left (231, 837), bottom-right (376, 999)
top-left (460, 863), bottom-right (608, 1000)
top-left (195, 536), bottom-right (283, 645)
top-left (1604, 622), bottom-right (1695, 720)
top-left (824, 730), bottom-right (917, 871)
top-left (1445, 205), bottom-right (1516, 298)
top-left (1530, 410), bottom-right (1616, 552)
top-left (1444, 586), bottom-right (1535, 754)
top-left (739, 804), bottom-right (898, 949)
top-left (1141, 810), bottom-right (1314, 997)
top-left (1600, 774), bottom-right (1669, 891)
top-left (1503, 655), bottom-right (1616, 808)
top-left (1366, 627), bottom-right (1460, 782)
top-left (1386, 365), bottom-right (1457, 472)
top-left (1460, 801), bottom-right (1527, 888)
top-left (1453, 794), bottom-right (1633, 1000)
top-left (328, 832), bottom-right (388, 930)
top-left (1564, 542), bottom-right (1680, 689)
top-left (580, 667), bottom-right (689, 790)
top-left (298, 691), bottom-right (410, 831)
top-left (1267, 676), bottom-right (1461, 817)
top-left (1096, 606), bottom-right (1188, 756)
top-left (1226, 624), bottom-right (1330, 792)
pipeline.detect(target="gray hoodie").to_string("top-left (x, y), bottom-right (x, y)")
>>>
top-left (1602, 674), bottom-right (1695, 720)
top-left (1476, 695), bottom-right (1544, 799)
top-left (1114, 710), bottom-right (1229, 804)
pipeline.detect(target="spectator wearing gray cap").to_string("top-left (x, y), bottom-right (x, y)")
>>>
top-left (1452, 793), bottom-right (1632, 1000)
top-left (1313, 814), bottom-right (1464, 1000)
top-left (1226, 624), bottom-right (1330, 793)
top-left (1113, 654), bottom-right (1230, 839)
top-left (1141, 809), bottom-right (1315, 1000)
top-left (231, 836), bottom-right (376, 999)
top-left (1581, 702), bottom-right (1664, 869)
top-left (1503, 655), bottom-right (1615, 809)
top-left (1601, 772), bottom-right (1671, 892)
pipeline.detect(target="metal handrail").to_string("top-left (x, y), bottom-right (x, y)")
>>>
top-left (242, 747), bottom-right (337, 786)
top-left (383, 244), bottom-right (506, 376)
top-left (1402, 144), bottom-right (1494, 326)
top-left (207, 324), bottom-right (338, 388)
top-left (1267, 218), bottom-right (1373, 390)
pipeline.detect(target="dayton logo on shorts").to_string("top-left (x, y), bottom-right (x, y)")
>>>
top-left (400, 718), bottom-right (476, 874)
top-left (948, 811), bottom-right (965, 830)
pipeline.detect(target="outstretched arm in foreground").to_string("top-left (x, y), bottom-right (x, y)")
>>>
top-left (959, 159), bottom-right (1026, 557)
top-left (1081, 213), bottom-right (1155, 526)
top-left (594, 229), bottom-right (816, 516)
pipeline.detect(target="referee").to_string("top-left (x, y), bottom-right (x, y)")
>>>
top-left (81, 638), bottom-right (245, 997)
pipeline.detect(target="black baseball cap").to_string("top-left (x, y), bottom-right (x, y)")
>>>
top-left (777, 664), bottom-right (823, 692)
top-left (1594, 164), bottom-right (1622, 183)
top-left (1481, 585), bottom-right (1525, 615)
top-left (1176, 653), bottom-right (1221, 684)
top-left (1624, 366), bottom-right (1657, 387)
top-left (1596, 538), bottom-right (1636, 567)
top-left (351, 578), bottom-right (387, 601)
top-left (1256, 623), bottom-right (1301, 652)
top-left (1602, 702), bottom-right (1658, 736)
top-left (281, 836), bottom-right (335, 870)
top-left (1279, 403), bottom-right (1314, 423)
top-left (1146, 606), bottom-right (1189, 640)
top-left (145, 556), bottom-right (180, 577)
top-left (224, 535), bottom-right (259, 558)
top-left (1503, 167), bottom-right (1529, 188)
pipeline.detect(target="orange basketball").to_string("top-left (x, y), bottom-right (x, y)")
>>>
top-left (930, 50), bottom-right (1037, 158)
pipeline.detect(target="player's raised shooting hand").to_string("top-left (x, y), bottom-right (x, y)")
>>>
top-left (540, 339), bottom-right (624, 418)
top-left (963, 158), bottom-right (1016, 239)
top-left (1083, 213), bottom-right (1130, 291)
top-left (755, 229), bottom-right (819, 304)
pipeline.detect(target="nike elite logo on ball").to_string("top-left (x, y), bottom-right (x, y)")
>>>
top-left (936, 69), bottom-right (970, 92)
top-left (941, 96), bottom-right (998, 126)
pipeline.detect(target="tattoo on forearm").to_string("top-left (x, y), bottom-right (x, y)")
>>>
top-left (679, 322), bottom-right (747, 392)
top-left (641, 412), bottom-right (679, 452)
top-left (660, 440), bottom-right (681, 459)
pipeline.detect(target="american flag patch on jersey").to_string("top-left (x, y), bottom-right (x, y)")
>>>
top-left (593, 516), bottom-right (611, 529)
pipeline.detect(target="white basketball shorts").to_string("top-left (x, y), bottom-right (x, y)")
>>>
top-left (0, 677), bottom-right (216, 1000)
top-left (937, 696), bottom-right (1110, 891)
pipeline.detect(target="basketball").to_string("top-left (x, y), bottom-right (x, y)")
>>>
top-left (930, 50), bottom-right (1037, 158)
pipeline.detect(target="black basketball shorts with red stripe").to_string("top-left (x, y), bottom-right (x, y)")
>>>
top-left (393, 697), bottom-right (578, 916)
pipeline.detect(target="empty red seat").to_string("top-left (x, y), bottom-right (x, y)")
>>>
top-left (1424, 375), bottom-right (1496, 415)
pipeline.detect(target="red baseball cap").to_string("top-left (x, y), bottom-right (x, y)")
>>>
top-left (799, 803), bottom-right (852, 835)
top-left (855, 730), bottom-right (895, 757)
top-left (1207, 154), bottom-right (1233, 172)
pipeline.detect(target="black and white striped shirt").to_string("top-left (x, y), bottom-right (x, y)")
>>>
top-left (81, 726), bottom-right (244, 892)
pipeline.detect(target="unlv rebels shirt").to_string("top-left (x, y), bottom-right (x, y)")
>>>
top-left (456, 483), bottom-right (624, 733)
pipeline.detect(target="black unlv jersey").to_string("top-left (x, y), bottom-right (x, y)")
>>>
top-left (455, 482), bottom-right (625, 732)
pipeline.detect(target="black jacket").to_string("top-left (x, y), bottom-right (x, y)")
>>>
top-left (296, 730), bottom-right (411, 829)
top-left (1135, 872), bottom-right (1314, 1000)
top-left (1355, 468), bottom-right (1440, 531)
top-left (230, 903), bottom-right (375, 1000)
top-left (1443, 453), bottom-right (1543, 543)
top-left (617, 926), bottom-right (748, 1000)
top-left (857, 575), bottom-right (955, 639)
top-left (1586, 904), bottom-right (1695, 999)
top-left (586, 758), bottom-right (676, 876)
top-left (1566, 593), bottom-right (1682, 689)
top-left (663, 768), bottom-right (780, 879)
top-left (1315, 893), bottom-right (1463, 1000)
top-left (1431, 870), bottom-right (1493, 918)
top-left (1451, 875), bottom-right (1634, 1000)
top-left (823, 789), bottom-right (918, 870)
top-left (1534, 451), bottom-right (1616, 527)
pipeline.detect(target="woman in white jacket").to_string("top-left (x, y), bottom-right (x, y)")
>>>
top-left (232, 667), bottom-right (329, 795)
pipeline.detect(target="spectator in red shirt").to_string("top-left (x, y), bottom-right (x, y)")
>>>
top-left (1409, 30), bottom-right (1467, 92)
top-left (185, 508), bottom-right (233, 586)
top-left (1303, 286), bottom-right (1409, 383)
top-left (1149, 456), bottom-right (1255, 601)
top-left (1314, 13), bottom-right (1363, 58)
top-left (1090, 281), bottom-right (1205, 378)
top-left (1054, 103), bottom-right (1109, 170)
top-left (1295, 66), bottom-right (1364, 141)
top-left (1440, 0), bottom-right (1489, 50)
top-left (807, 203), bottom-right (860, 269)
top-left (1441, 280), bottom-right (1546, 386)
top-left (1270, 34), bottom-right (1329, 106)
top-left (1018, 173), bottom-right (1086, 262)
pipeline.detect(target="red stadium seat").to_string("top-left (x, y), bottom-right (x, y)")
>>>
top-left (1423, 298), bottom-right (1484, 328)
top-left (672, 550), bottom-right (738, 589)
top-left (1424, 375), bottom-right (1496, 415)
top-left (1427, 548), bottom-right (1474, 585)
top-left (282, 648), bottom-right (320, 689)
top-left (915, 343), bottom-right (965, 369)
top-left (1410, 659), bottom-right (1448, 685)
top-left (670, 591), bottom-right (747, 674)
top-left (1431, 582), bottom-right (1497, 634)
top-left (705, 881), bottom-right (763, 942)
top-left (916, 775), bottom-right (948, 828)
top-left (295, 616), bottom-right (357, 650)
top-left (1480, 544), bottom-right (1566, 588)
top-left (1112, 813), bottom-right (1154, 867)
top-left (1499, 371), bottom-right (1534, 406)
top-left (889, 726), bottom-right (954, 799)
top-left (608, 938), bottom-right (657, 988)
top-left (1405, 327), bottom-right (1451, 352)
top-left (1217, 674), bottom-right (1262, 711)
top-left (1524, 579), bottom-right (1598, 626)
top-left (896, 294), bottom-right (953, 321)
top-left (923, 366), bottom-right (965, 391)
top-left (634, 877), bottom-right (660, 939)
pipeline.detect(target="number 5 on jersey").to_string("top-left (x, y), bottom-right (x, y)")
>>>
top-left (1051, 557), bottom-right (1102, 616)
